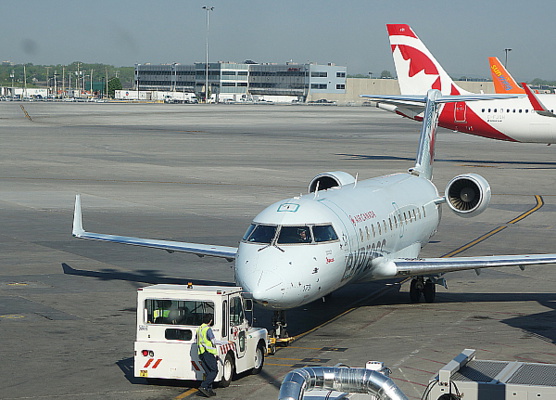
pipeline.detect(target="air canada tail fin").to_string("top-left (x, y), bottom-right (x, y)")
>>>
top-left (387, 24), bottom-right (470, 96)
top-left (489, 57), bottom-right (525, 94)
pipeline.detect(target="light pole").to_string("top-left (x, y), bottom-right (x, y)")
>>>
top-left (202, 5), bottom-right (214, 103)
top-left (504, 48), bottom-right (512, 68)
top-left (10, 70), bottom-right (14, 99)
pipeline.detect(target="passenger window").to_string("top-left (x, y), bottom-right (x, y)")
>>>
top-left (365, 226), bottom-right (370, 240)
top-left (372, 224), bottom-right (376, 237)
top-left (422, 206), bottom-right (426, 218)
top-left (248, 224), bottom-right (277, 243)
top-left (277, 226), bottom-right (312, 244)
top-left (313, 225), bottom-right (338, 242)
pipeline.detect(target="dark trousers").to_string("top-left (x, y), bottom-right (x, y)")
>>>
top-left (199, 351), bottom-right (218, 389)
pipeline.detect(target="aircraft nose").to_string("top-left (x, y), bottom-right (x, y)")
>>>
top-left (238, 269), bottom-right (285, 308)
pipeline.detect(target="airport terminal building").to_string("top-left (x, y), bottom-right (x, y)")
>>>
top-left (135, 62), bottom-right (347, 102)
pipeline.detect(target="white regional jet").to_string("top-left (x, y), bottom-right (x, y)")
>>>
top-left (73, 90), bottom-right (556, 337)
top-left (379, 24), bottom-right (556, 144)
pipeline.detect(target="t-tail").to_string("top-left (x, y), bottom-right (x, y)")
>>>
top-left (410, 89), bottom-right (442, 180)
top-left (387, 24), bottom-right (470, 96)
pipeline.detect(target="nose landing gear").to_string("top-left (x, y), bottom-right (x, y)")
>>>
top-left (268, 310), bottom-right (294, 354)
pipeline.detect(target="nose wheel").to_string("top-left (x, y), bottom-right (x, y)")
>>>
top-left (268, 310), bottom-right (294, 354)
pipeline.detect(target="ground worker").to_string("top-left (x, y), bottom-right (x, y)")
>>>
top-left (196, 314), bottom-right (218, 397)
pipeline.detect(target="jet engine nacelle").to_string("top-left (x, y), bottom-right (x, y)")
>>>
top-left (445, 173), bottom-right (491, 218)
top-left (308, 171), bottom-right (356, 193)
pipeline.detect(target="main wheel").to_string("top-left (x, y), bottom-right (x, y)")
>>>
top-left (218, 353), bottom-right (235, 388)
top-left (251, 342), bottom-right (265, 375)
top-left (423, 280), bottom-right (436, 303)
top-left (409, 279), bottom-right (422, 303)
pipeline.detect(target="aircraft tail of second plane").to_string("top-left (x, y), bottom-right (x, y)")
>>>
top-left (387, 24), bottom-right (471, 96)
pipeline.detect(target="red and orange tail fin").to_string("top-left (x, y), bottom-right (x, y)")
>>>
top-left (489, 57), bottom-right (525, 94)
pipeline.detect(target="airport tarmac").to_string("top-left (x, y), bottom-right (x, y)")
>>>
top-left (0, 102), bottom-right (555, 400)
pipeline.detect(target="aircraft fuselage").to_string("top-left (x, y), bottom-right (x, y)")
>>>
top-left (235, 172), bottom-right (441, 310)
top-left (438, 99), bottom-right (556, 144)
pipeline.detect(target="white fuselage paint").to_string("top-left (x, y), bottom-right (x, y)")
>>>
top-left (235, 172), bottom-right (441, 310)
top-left (448, 97), bottom-right (556, 144)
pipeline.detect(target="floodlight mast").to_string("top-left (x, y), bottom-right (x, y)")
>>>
top-left (202, 6), bottom-right (214, 103)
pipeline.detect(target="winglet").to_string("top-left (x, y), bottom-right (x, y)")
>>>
top-left (521, 82), bottom-right (556, 118)
top-left (72, 194), bottom-right (85, 237)
top-left (489, 57), bottom-right (524, 94)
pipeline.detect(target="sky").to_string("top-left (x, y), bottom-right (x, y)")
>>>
top-left (2, 0), bottom-right (556, 81)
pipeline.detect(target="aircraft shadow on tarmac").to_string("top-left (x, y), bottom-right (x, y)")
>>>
top-left (337, 153), bottom-right (556, 169)
top-left (61, 262), bottom-right (234, 287)
top-left (63, 263), bottom-right (556, 349)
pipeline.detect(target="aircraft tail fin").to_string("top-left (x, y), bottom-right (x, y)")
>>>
top-left (387, 24), bottom-right (470, 96)
top-left (489, 57), bottom-right (525, 94)
top-left (521, 82), bottom-right (556, 118)
top-left (72, 194), bottom-right (85, 237)
top-left (410, 90), bottom-right (442, 180)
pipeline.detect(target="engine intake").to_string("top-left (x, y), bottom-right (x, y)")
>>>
top-left (445, 173), bottom-right (491, 218)
top-left (308, 171), bottom-right (356, 193)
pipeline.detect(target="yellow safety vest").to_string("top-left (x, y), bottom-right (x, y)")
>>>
top-left (197, 324), bottom-right (217, 355)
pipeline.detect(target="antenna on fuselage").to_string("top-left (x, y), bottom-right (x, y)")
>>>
top-left (354, 173), bottom-right (359, 188)
top-left (313, 181), bottom-right (320, 198)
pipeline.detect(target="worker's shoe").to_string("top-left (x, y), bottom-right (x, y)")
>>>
top-left (208, 389), bottom-right (216, 397)
top-left (198, 387), bottom-right (211, 397)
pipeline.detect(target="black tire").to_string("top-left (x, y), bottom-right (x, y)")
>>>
top-left (409, 279), bottom-right (421, 303)
top-left (218, 353), bottom-right (235, 388)
top-left (423, 280), bottom-right (436, 303)
top-left (251, 342), bottom-right (265, 375)
top-left (437, 394), bottom-right (459, 400)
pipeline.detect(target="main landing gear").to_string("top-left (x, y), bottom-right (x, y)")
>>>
top-left (409, 277), bottom-right (436, 303)
top-left (268, 310), bottom-right (294, 355)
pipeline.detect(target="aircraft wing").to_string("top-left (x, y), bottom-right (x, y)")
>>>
top-left (394, 254), bottom-right (556, 277)
top-left (72, 195), bottom-right (237, 261)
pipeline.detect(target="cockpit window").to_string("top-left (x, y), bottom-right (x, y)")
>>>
top-left (277, 226), bottom-right (312, 244)
top-left (246, 224), bottom-right (277, 244)
top-left (313, 225), bottom-right (339, 242)
top-left (242, 224), bottom-right (256, 241)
